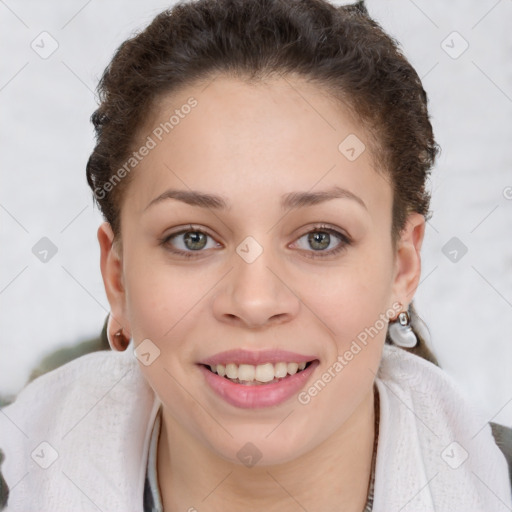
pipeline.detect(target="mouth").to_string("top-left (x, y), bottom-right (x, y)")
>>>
top-left (201, 360), bottom-right (316, 386)
top-left (198, 359), bottom-right (320, 409)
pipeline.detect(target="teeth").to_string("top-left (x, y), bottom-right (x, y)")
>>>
top-left (208, 361), bottom-right (311, 383)
top-left (226, 363), bottom-right (238, 379)
top-left (255, 363), bottom-right (275, 382)
top-left (287, 362), bottom-right (299, 375)
top-left (274, 362), bottom-right (288, 378)
top-left (238, 364), bottom-right (255, 381)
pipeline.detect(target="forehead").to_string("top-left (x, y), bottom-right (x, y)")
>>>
top-left (123, 74), bottom-right (392, 221)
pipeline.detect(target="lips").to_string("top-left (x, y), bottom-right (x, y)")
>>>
top-left (197, 349), bottom-right (320, 408)
top-left (200, 349), bottom-right (317, 366)
top-left (199, 359), bottom-right (320, 408)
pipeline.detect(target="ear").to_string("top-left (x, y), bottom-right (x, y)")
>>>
top-left (97, 222), bottom-right (131, 337)
top-left (391, 212), bottom-right (426, 307)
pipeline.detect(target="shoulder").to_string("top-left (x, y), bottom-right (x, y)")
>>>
top-left (377, 345), bottom-right (512, 486)
top-left (23, 347), bottom-right (137, 390)
top-left (0, 348), bottom-right (143, 438)
top-left (3, 348), bottom-right (140, 411)
top-left (0, 450), bottom-right (8, 511)
top-left (0, 347), bottom-right (154, 511)
top-left (490, 421), bottom-right (512, 488)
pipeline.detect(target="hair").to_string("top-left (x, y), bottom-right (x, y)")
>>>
top-left (86, 0), bottom-right (441, 365)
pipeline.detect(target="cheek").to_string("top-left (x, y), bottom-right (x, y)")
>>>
top-left (296, 249), bottom-right (394, 347)
top-left (123, 261), bottom-right (208, 405)
top-left (123, 248), bottom-right (218, 368)
top-left (296, 258), bottom-right (391, 424)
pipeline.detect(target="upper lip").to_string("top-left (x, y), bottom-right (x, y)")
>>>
top-left (200, 349), bottom-right (318, 366)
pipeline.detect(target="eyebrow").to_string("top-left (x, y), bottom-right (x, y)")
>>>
top-left (143, 185), bottom-right (367, 213)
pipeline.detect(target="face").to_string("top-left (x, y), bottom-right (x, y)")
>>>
top-left (98, 74), bottom-right (424, 465)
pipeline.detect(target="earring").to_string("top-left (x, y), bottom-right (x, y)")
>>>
top-left (388, 310), bottom-right (418, 348)
top-left (106, 313), bottom-right (131, 352)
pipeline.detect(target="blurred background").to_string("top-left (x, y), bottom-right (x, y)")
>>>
top-left (0, 0), bottom-right (511, 423)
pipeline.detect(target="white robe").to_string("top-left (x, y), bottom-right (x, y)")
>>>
top-left (0, 344), bottom-right (510, 511)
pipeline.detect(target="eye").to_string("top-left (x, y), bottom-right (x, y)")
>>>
top-left (159, 225), bottom-right (220, 258)
top-left (159, 223), bottom-right (351, 260)
top-left (291, 224), bottom-right (351, 259)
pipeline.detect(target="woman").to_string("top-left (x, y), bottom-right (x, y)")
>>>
top-left (1, 0), bottom-right (511, 510)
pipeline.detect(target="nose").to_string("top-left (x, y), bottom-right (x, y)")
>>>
top-left (212, 241), bottom-right (300, 330)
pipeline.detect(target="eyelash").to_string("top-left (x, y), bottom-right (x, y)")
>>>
top-left (158, 223), bottom-right (351, 260)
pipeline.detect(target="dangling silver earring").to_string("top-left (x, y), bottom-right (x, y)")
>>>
top-left (388, 310), bottom-right (418, 348)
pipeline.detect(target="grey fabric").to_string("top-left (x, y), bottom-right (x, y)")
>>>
top-left (0, 450), bottom-right (8, 512)
top-left (491, 421), bottom-right (512, 489)
top-left (144, 407), bottom-right (163, 512)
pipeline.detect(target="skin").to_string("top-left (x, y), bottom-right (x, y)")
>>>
top-left (98, 74), bottom-right (425, 512)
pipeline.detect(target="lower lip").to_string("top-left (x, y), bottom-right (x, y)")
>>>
top-left (198, 360), bottom-right (319, 409)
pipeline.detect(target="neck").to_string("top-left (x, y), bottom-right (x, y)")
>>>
top-left (157, 386), bottom-right (377, 512)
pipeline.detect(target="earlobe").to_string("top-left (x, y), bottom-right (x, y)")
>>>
top-left (97, 222), bottom-right (130, 337)
top-left (391, 212), bottom-right (426, 305)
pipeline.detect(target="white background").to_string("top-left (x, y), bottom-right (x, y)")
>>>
top-left (1, 0), bottom-right (511, 425)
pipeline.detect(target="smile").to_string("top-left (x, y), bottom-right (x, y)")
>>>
top-left (205, 361), bottom-right (312, 385)
top-left (199, 359), bottom-right (320, 408)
